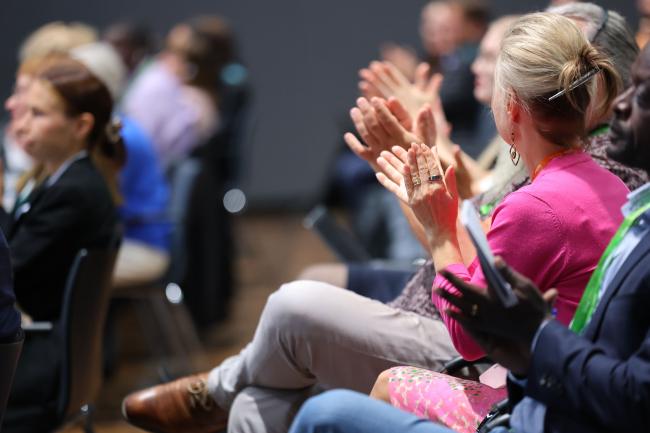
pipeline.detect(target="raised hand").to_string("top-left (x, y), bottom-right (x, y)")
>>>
top-left (451, 145), bottom-right (476, 199)
top-left (402, 142), bottom-right (459, 248)
top-left (376, 147), bottom-right (409, 203)
top-left (359, 61), bottom-right (447, 128)
top-left (380, 43), bottom-right (419, 80)
top-left (345, 97), bottom-right (437, 173)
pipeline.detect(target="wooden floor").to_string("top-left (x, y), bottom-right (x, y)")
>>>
top-left (64, 212), bottom-right (335, 433)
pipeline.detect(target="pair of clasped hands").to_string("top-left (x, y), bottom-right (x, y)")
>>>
top-left (345, 60), bottom-right (557, 376)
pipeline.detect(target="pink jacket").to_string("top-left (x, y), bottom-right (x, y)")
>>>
top-left (433, 151), bottom-right (629, 360)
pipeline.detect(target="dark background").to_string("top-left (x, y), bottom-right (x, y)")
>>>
top-left (0, 0), bottom-right (638, 209)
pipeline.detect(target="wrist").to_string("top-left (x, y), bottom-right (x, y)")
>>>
top-left (426, 226), bottom-right (458, 249)
top-left (429, 235), bottom-right (462, 269)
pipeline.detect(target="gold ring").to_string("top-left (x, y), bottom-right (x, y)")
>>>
top-left (470, 304), bottom-right (478, 317)
top-left (412, 176), bottom-right (422, 186)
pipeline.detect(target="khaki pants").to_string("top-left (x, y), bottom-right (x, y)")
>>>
top-left (206, 281), bottom-right (458, 433)
top-left (112, 240), bottom-right (170, 288)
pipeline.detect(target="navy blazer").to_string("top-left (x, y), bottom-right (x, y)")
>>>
top-left (508, 221), bottom-right (650, 433)
top-left (0, 157), bottom-right (117, 322)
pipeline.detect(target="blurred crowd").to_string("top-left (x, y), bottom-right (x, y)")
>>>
top-left (0, 15), bottom-right (248, 432)
top-left (2, 1), bottom-right (650, 433)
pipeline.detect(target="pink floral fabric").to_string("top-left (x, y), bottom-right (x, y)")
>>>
top-left (387, 366), bottom-right (507, 433)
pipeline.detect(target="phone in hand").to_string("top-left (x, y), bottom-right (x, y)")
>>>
top-left (460, 200), bottom-right (518, 307)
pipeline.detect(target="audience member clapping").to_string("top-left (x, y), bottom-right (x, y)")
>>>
top-left (378, 0), bottom-right (490, 156)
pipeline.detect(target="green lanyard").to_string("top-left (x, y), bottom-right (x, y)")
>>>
top-left (589, 123), bottom-right (610, 137)
top-left (570, 197), bottom-right (650, 334)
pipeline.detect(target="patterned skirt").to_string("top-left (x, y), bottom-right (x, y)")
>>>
top-left (387, 366), bottom-right (507, 433)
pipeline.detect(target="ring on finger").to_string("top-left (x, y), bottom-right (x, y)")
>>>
top-left (428, 174), bottom-right (443, 183)
top-left (470, 304), bottom-right (479, 317)
top-left (412, 176), bottom-right (422, 186)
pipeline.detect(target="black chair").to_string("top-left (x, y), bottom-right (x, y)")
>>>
top-left (23, 241), bottom-right (120, 432)
top-left (112, 157), bottom-right (209, 379)
top-left (111, 275), bottom-right (207, 380)
top-left (476, 398), bottom-right (511, 433)
top-left (0, 332), bottom-right (23, 429)
top-left (303, 205), bottom-right (372, 263)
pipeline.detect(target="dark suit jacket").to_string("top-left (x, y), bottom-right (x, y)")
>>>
top-left (508, 220), bottom-right (650, 433)
top-left (2, 157), bottom-right (117, 433)
top-left (0, 156), bottom-right (117, 321)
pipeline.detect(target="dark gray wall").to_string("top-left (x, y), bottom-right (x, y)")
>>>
top-left (0, 0), bottom-right (639, 209)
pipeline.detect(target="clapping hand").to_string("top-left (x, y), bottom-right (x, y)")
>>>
top-left (358, 61), bottom-right (441, 120)
top-left (379, 43), bottom-right (419, 81)
top-left (437, 258), bottom-right (558, 375)
top-left (403, 142), bottom-right (459, 248)
top-left (345, 97), bottom-right (436, 172)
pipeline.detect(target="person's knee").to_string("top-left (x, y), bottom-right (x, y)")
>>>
top-left (230, 386), bottom-right (314, 433)
top-left (369, 368), bottom-right (393, 402)
top-left (264, 281), bottom-right (331, 333)
top-left (228, 390), bottom-right (262, 433)
top-left (292, 390), bottom-right (364, 433)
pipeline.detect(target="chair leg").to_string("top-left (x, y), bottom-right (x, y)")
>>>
top-left (166, 300), bottom-right (209, 371)
top-left (133, 298), bottom-right (181, 379)
top-left (81, 404), bottom-right (95, 433)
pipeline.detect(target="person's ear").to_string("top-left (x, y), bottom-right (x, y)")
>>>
top-left (73, 113), bottom-right (95, 143)
top-left (506, 94), bottom-right (521, 124)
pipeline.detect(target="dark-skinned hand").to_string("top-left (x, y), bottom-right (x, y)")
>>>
top-left (437, 257), bottom-right (557, 376)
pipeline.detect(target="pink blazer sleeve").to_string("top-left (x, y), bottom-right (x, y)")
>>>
top-left (433, 192), bottom-right (567, 360)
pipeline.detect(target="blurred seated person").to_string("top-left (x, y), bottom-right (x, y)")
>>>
top-left (2, 56), bottom-right (121, 433)
top-left (320, 0), bottom-right (491, 263)
top-left (71, 42), bottom-right (171, 287)
top-left (2, 22), bottom-right (98, 211)
top-left (103, 21), bottom-right (157, 80)
top-left (325, 130), bottom-right (426, 264)
top-left (122, 15), bottom-right (235, 169)
top-left (316, 0), bottom-right (489, 264)
top-left (5, 27), bottom-right (171, 288)
top-left (375, 0), bottom-right (491, 156)
top-left (3, 61), bottom-right (39, 211)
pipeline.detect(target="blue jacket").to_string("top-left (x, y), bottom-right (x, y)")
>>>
top-left (119, 115), bottom-right (171, 251)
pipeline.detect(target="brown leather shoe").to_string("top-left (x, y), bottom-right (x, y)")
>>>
top-left (122, 373), bottom-right (227, 433)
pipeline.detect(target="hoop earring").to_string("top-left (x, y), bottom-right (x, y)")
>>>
top-left (509, 132), bottom-right (520, 166)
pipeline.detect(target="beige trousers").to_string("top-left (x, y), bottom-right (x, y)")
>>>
top-left (206, 280), bottom-right (458, 433)
top-left (112, 240), bottom-right (170, 288)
